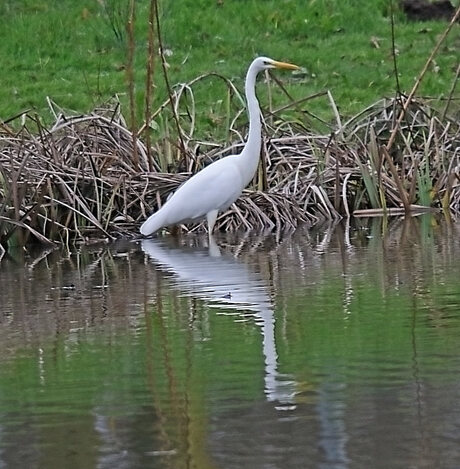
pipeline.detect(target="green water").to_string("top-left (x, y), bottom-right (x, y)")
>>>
top-left (0, 217), bottom-right (459, 469)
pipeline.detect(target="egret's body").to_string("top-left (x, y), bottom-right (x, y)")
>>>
top-left (140, 57), bottom-right (299, 237)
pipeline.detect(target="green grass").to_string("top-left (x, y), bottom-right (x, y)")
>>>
top-left (0, 0), bottom-right (459, 138)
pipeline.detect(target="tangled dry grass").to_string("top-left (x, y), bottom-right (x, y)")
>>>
top-left (0, 94), bottom-right (459, 250)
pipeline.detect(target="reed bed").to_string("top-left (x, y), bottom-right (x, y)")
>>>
top-left (0, 94), bottom-right (459, 249)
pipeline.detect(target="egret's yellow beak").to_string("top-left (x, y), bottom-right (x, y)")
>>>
top-left (272, 60), bottom-right (300, 71)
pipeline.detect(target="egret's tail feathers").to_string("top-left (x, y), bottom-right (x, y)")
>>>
top-left (140, 212), bottom-right (166, 236)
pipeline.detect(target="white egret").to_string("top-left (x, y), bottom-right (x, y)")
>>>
top-left (140, 56), bottom-right (299, 237)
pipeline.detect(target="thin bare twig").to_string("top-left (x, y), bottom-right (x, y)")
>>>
top-left (386, 5), bottom-right (460, 152)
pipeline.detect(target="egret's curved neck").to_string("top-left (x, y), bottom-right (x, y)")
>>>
top-left (240, 64), bottom-right (262, 184)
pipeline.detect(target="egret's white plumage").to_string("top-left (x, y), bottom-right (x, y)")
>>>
top-left (140, 56), bottom-right (299, 237)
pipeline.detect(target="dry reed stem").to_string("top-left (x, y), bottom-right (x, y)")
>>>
top-left (126, 0), bottom-right (138, 170)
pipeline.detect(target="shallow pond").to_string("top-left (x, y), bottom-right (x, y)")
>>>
top-left (0, 217), bottom-right (460, 469)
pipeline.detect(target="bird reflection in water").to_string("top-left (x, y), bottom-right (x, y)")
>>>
top-left (141, 236), bottom-right (296, 407)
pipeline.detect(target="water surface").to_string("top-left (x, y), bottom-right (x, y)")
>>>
top-left (1, 217), bottom-right (460, 468)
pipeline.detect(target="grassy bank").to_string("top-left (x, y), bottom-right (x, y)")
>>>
top-left (1, 0), bottom-right (459, 130)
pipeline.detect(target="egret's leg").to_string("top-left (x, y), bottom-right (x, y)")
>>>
top-left (206, 209), bottom-right (219, 236)
top-left (207, 210), bottom-right (220, 256)
top-left (208, 234), bottom-right (221, 257)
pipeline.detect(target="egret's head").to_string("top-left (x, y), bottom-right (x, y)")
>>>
top-left (251, 56), bottom-right (300, 73)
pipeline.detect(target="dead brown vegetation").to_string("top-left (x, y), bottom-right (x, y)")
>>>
top-left (0, 95), bottom-right (459, 249)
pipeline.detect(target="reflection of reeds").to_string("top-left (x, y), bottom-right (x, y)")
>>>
top-left (0, 94), bottom-right (459, 248)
